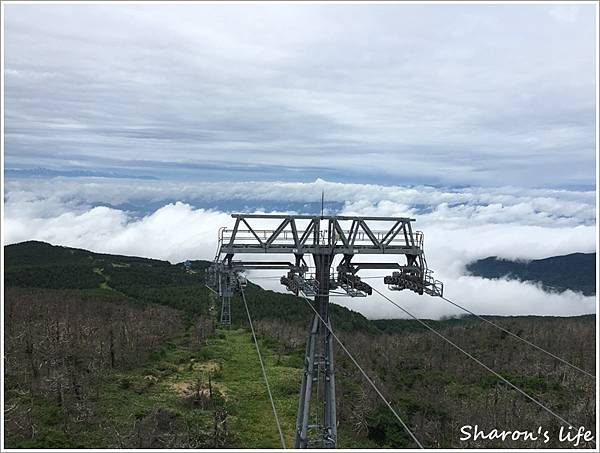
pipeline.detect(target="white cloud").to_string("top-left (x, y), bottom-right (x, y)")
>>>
top-left (4, 177), bottom-right (596, 226)
top-left (334, 277), bottom-right (596, 320)
top-left (3, 178), bottom-right (596, 319)
top-left (4, 202), bottom-right (231, 263)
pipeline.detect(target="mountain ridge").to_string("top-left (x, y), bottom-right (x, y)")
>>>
top-left (466, 252), bottom-right (596, 296)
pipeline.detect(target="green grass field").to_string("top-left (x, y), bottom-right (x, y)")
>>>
top-left (206, 328), bottom-right (302, 448)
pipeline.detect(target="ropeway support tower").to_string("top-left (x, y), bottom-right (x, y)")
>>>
top-left (206, 214), bottom-right (443, 448)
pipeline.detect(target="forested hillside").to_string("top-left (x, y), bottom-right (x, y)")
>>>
top-left (3, 241), bottom-right (596, 449)
top-left (466, 253), bottom-right (596, 296)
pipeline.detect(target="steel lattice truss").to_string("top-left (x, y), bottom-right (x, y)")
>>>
top-left (206, 214), bottom-right (443, 449)
top-left (214, 214), bottom-right (442, 297)
top-left (219, 214), bottom-right (421, 256)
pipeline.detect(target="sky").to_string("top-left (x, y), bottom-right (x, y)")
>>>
top-left (3, 3), bottom-right (597, 187)
top-left (2, 3), bottom-right (598, 319)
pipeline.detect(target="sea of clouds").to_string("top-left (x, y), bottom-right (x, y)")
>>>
top-left (3, 177), bottom-right (597, 319)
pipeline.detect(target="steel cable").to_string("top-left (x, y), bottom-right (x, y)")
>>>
top-left (372, 287), bottom-right (579, 429)
top-left (328, 275), bottom-right (595, 378)
top-left (434, 293), bottom-right (596, 378)
top-left (240, 288), bottom-right (287, 448)
top-left (363, 274), bottom-right (595, 378)
top-left (253, 275), bottom-right (594, 377)
top-left (260, 273), bottom-right (594, 378)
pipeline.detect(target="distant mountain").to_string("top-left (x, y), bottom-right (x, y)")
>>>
top-left (466, 252), bottom-right (596, 296)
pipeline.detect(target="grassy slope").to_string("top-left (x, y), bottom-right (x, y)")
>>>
top-left (209, 328), bottom-right (301, 448)
top-left (5, 321), bottom-right (303, 448)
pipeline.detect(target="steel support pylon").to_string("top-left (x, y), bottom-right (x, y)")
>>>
top-left (295, 253), bottom-right (337, 448)
top-left (208, 214), bottom-right (442, 447)
top-left (216, 269), bottom-right (233, 327)
top-left (220, 294), bottom-right (231, 326)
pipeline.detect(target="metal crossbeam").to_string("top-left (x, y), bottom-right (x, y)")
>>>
top-left (231, 214), bottom-right (415, 221)
top-left (217, 215), bottom-right (423, 257)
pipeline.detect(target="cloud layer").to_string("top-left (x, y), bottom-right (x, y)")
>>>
top-left (3, 178), bottom-right (596, 319)
top-left (4, 3), bottom-right (597, 187)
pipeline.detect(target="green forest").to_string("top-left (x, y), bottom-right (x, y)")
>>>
top-left (3, 241), bottom-right (596, 449)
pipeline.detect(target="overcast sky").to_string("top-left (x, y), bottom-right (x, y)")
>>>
top-left (4, 3), bottom-right (597, 187)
